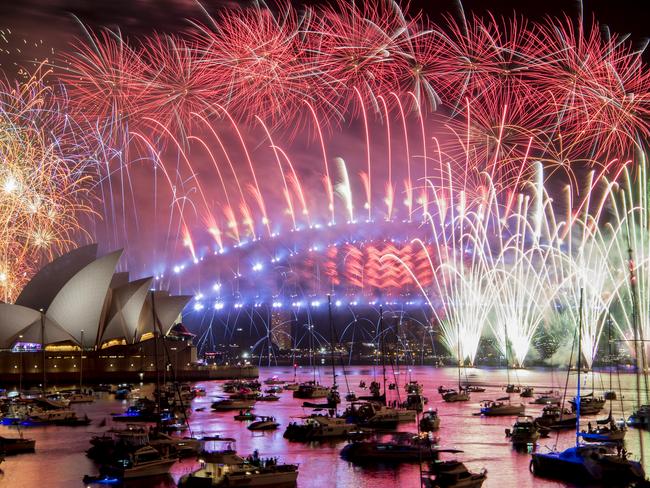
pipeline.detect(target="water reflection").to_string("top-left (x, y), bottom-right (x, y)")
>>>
top-left (1, 366), bottom-right (648, 487)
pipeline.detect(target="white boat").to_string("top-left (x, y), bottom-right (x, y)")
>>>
top-left (479, 397), bottom-right (525, 416)
top-left (422, 460), bottom-right (487, 488)
top-left (101, 445), bottom-right (177, 479)
top-left (178, 440), bottom-right (298, 487)
top-left (442, 389), bottom-right (470, 403)
top-left (64, 392), bottom-right (95, 403)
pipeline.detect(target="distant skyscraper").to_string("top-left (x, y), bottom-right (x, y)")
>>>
top-left (270, 310), bottom-right (292, 350)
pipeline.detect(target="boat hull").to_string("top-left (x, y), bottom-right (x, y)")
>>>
top-left (178, 470), bottom-right (298, 487)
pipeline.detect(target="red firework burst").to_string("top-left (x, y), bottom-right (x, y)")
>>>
top-left (430, 13), bottom-right (541, 105)
top-left (193, 3), bottom-right (329, 127)
top-left (529, 16), bottom-right (650, 160)
top-left (60, 28), bottom-right (145, 125)
top-left (137, 34), bottom-right (216, 134)
top-left (312, 0), bottom-right (411, 114)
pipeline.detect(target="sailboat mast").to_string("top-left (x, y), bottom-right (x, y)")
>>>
top-left (327, 295), bottom-right (336, 389)
top-left (79, 330), bottom-right (84, 391)
top-left (576, 289), bottom-right (583, 448)
top-left (379, 306), bottom-right (387, 400)
top-left (457, 321), bottom-right (462, 391)
top-left (151, 291), bottom-right (161, 418)
top-left (40, 310), bottom-right (46, 393)
top-left (504, 321), bottom-right (510, 386)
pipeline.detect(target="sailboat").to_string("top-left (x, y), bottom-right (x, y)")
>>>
top-left (503, 320), bottom-right (520, 394)
top-left (530, 290), bottom-right (645, 485)
top-left (581, 316), bottom-right (627, 444)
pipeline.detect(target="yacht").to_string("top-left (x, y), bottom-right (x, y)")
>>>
top-left (211, 399), bottom-right (256, 411)
top-left (580, 418), bottom-right (626, 444)
top-left (340, 434), bottom-right (447, 464)
top-left (531, 391), bottom-right (561, 405)
top-left (422, 460), bottom-right (487, 488)
top-left (534, 405), bottom-right (576, 430)
top-left (520, 387), bottom-right (534, 398)
top-left (344, 401), bottom-right (415, 428)
top-left (0, 434), bottom-right (36, 454)
top-left (531, 444), bottom-right (645, 485)
top-left (419, 410), bottom-right (441, 432)
top-left (248, 416), bottom-right (279, 431)
top-left (257, 394), bottom-right (280, 402)
top-left (234, 409), bottom-right (256, 421)
top-left (627, 404), bottom-right (650, 429)
top-left (284, 415), bottom-right (357, 441)
top-left (569, 394), bottom-right (606, 415)
top-left (263, 376), bottom-right (285, 385)
top-left (65, 392), bottom-right (95, 403)
top-left (292, 381), bottom-right (330, 399)
top-left (505, 416), bottom-right (543, 446)
top-left (97, 445), bottom-right (177, 479)
top-left (178, 440), bottom-right (298, 488)
top-left (505, 384), bottom-right (521, 394)
top-left (478, 397), bottom-right (525, 416)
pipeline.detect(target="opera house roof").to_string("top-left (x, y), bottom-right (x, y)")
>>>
top-left (0, 245), bottom-right (192, 349)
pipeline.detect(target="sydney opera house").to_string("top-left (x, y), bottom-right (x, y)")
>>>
top-left (0, 245), bottom-right (256, 384)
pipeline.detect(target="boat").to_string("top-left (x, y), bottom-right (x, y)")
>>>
top-left (0, 434), bottom-right (36, 454)
top-left (534, 405), bottom-right (576, 430)
top-left (422, 460), bottom-right (487, 488)
top-left (627, 404), bottom-right (650, 429)
top-left (463, 385), bottom-right (485, 393)
top-left (340, 434), bottom-right (455, 464)
top-left (26, 408), bottom-right (89, 426)
top-left (531, 444), bottom-right (645, 485)
top-left (580, 417), bottom-right (626, 444)
top-left (531, 291), bottom-right (646, 486)
top-left (478, 397), bottom-right (525, 416)
top-left (211, 399), bottom-right (256, 411)
top-left (283, 383), bottom-right (300, 391)
top-left (569, 393), bottom-right (606, 415)
top-left (248, 416), bottom-right (279, 431)
top-left (343, 401), bottom-right (415, 428)
top-left (96, 445), bottom-right (177, 479)
top-left (505, 384), bottom-right (521, 394)
top-left (604, 390), bottom-right (617, 401)
top-left (419, 410), bottom-right (441, 432)
top-left (233, 409), bottom-right (256, 421)
top-left (292, 381), bottom-right (330, 399)
top-left (505, 416), bottom-right (542, 446)
top-left (284, 415), bottom-right (358, 441)
top-left (64, 392), bottom-right (95, 403)
top-left (177, 439), bottom-right (298, 488)
top-left (263, 376), bottom-right (285, 385)
top-left (531, 391), bottom-right (561, 405)
top-left (264, 386), bottom-right (283, 394)
top-left (257, 394), bottom-right (280, 402)
top-left (520, 387), bottom-right (534, 398)
top-left (442, 389), bottom-right (470, 403)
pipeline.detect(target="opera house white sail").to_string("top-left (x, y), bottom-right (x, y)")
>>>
top-left (0, 246), bottom-right (191, 350)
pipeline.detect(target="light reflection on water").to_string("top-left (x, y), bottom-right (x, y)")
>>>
top-left (1, 366), bottom-right (648, 488)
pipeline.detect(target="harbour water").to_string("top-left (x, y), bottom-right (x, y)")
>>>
top-left (1, 366), bottom-right (649, 487)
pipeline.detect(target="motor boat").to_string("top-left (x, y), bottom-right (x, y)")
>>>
top-left (531, 391), bottom-right (562, 405)
top-left (534, 405), bottom-right (576, 430)
top-left (248, 416), bottom-right (279, 431)
top-left (265, 386), bottom-right (283, 394)
top-left (233, 409), bottom-right (256, 421)
top-left (292, 381), bottom-right (330, 399)
top-left (264, 376), bottom-right (286, 385)
top-left (520, 387), bottom-right (534, 398)
top-left (419, 410), bottom-right (441, 432)
top-left (0, 434), bottom-right (36, 454)
top-left (284, 415), bottom-right (358, 441)
top-left (400, 393), bottom-right (427, 412)
top-left (478, 397), bottom-right (525, 416)
top-left (257, 394), bottom-right (280, 402)
top-left (422, 460), bottom-right (487, 488)
top-left (340, 434), bottom-right (452, 464)
top-left (343, 401), bottom-right (415, 428)
top-left (211, 399), bottom-right (256, 411)
top-left (604, 390), bottom-right (617, 401)
top-left (95, 445), bottom-right (177, 479)
top-left (530, 444), bottom-right (645, 485)
top-left (505, 416), bottom-right (543, 446)
top-left (505, 384), bottom-right (521, 394)
top-left (177, 439), bottom-right (298, 488)
top-left (463, 385), bottom-right (486, 393)
top-left (283, 383), bottom-right (300, 391)
top-left (569, 394), bottom-right (606, 415)
top-left (627, 404), bottom-right (650, 429)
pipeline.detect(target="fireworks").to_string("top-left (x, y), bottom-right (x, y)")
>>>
top-left (0, 70), bottom-right (93, 302)
top-left (1, 1), bottom-right (650, 367)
